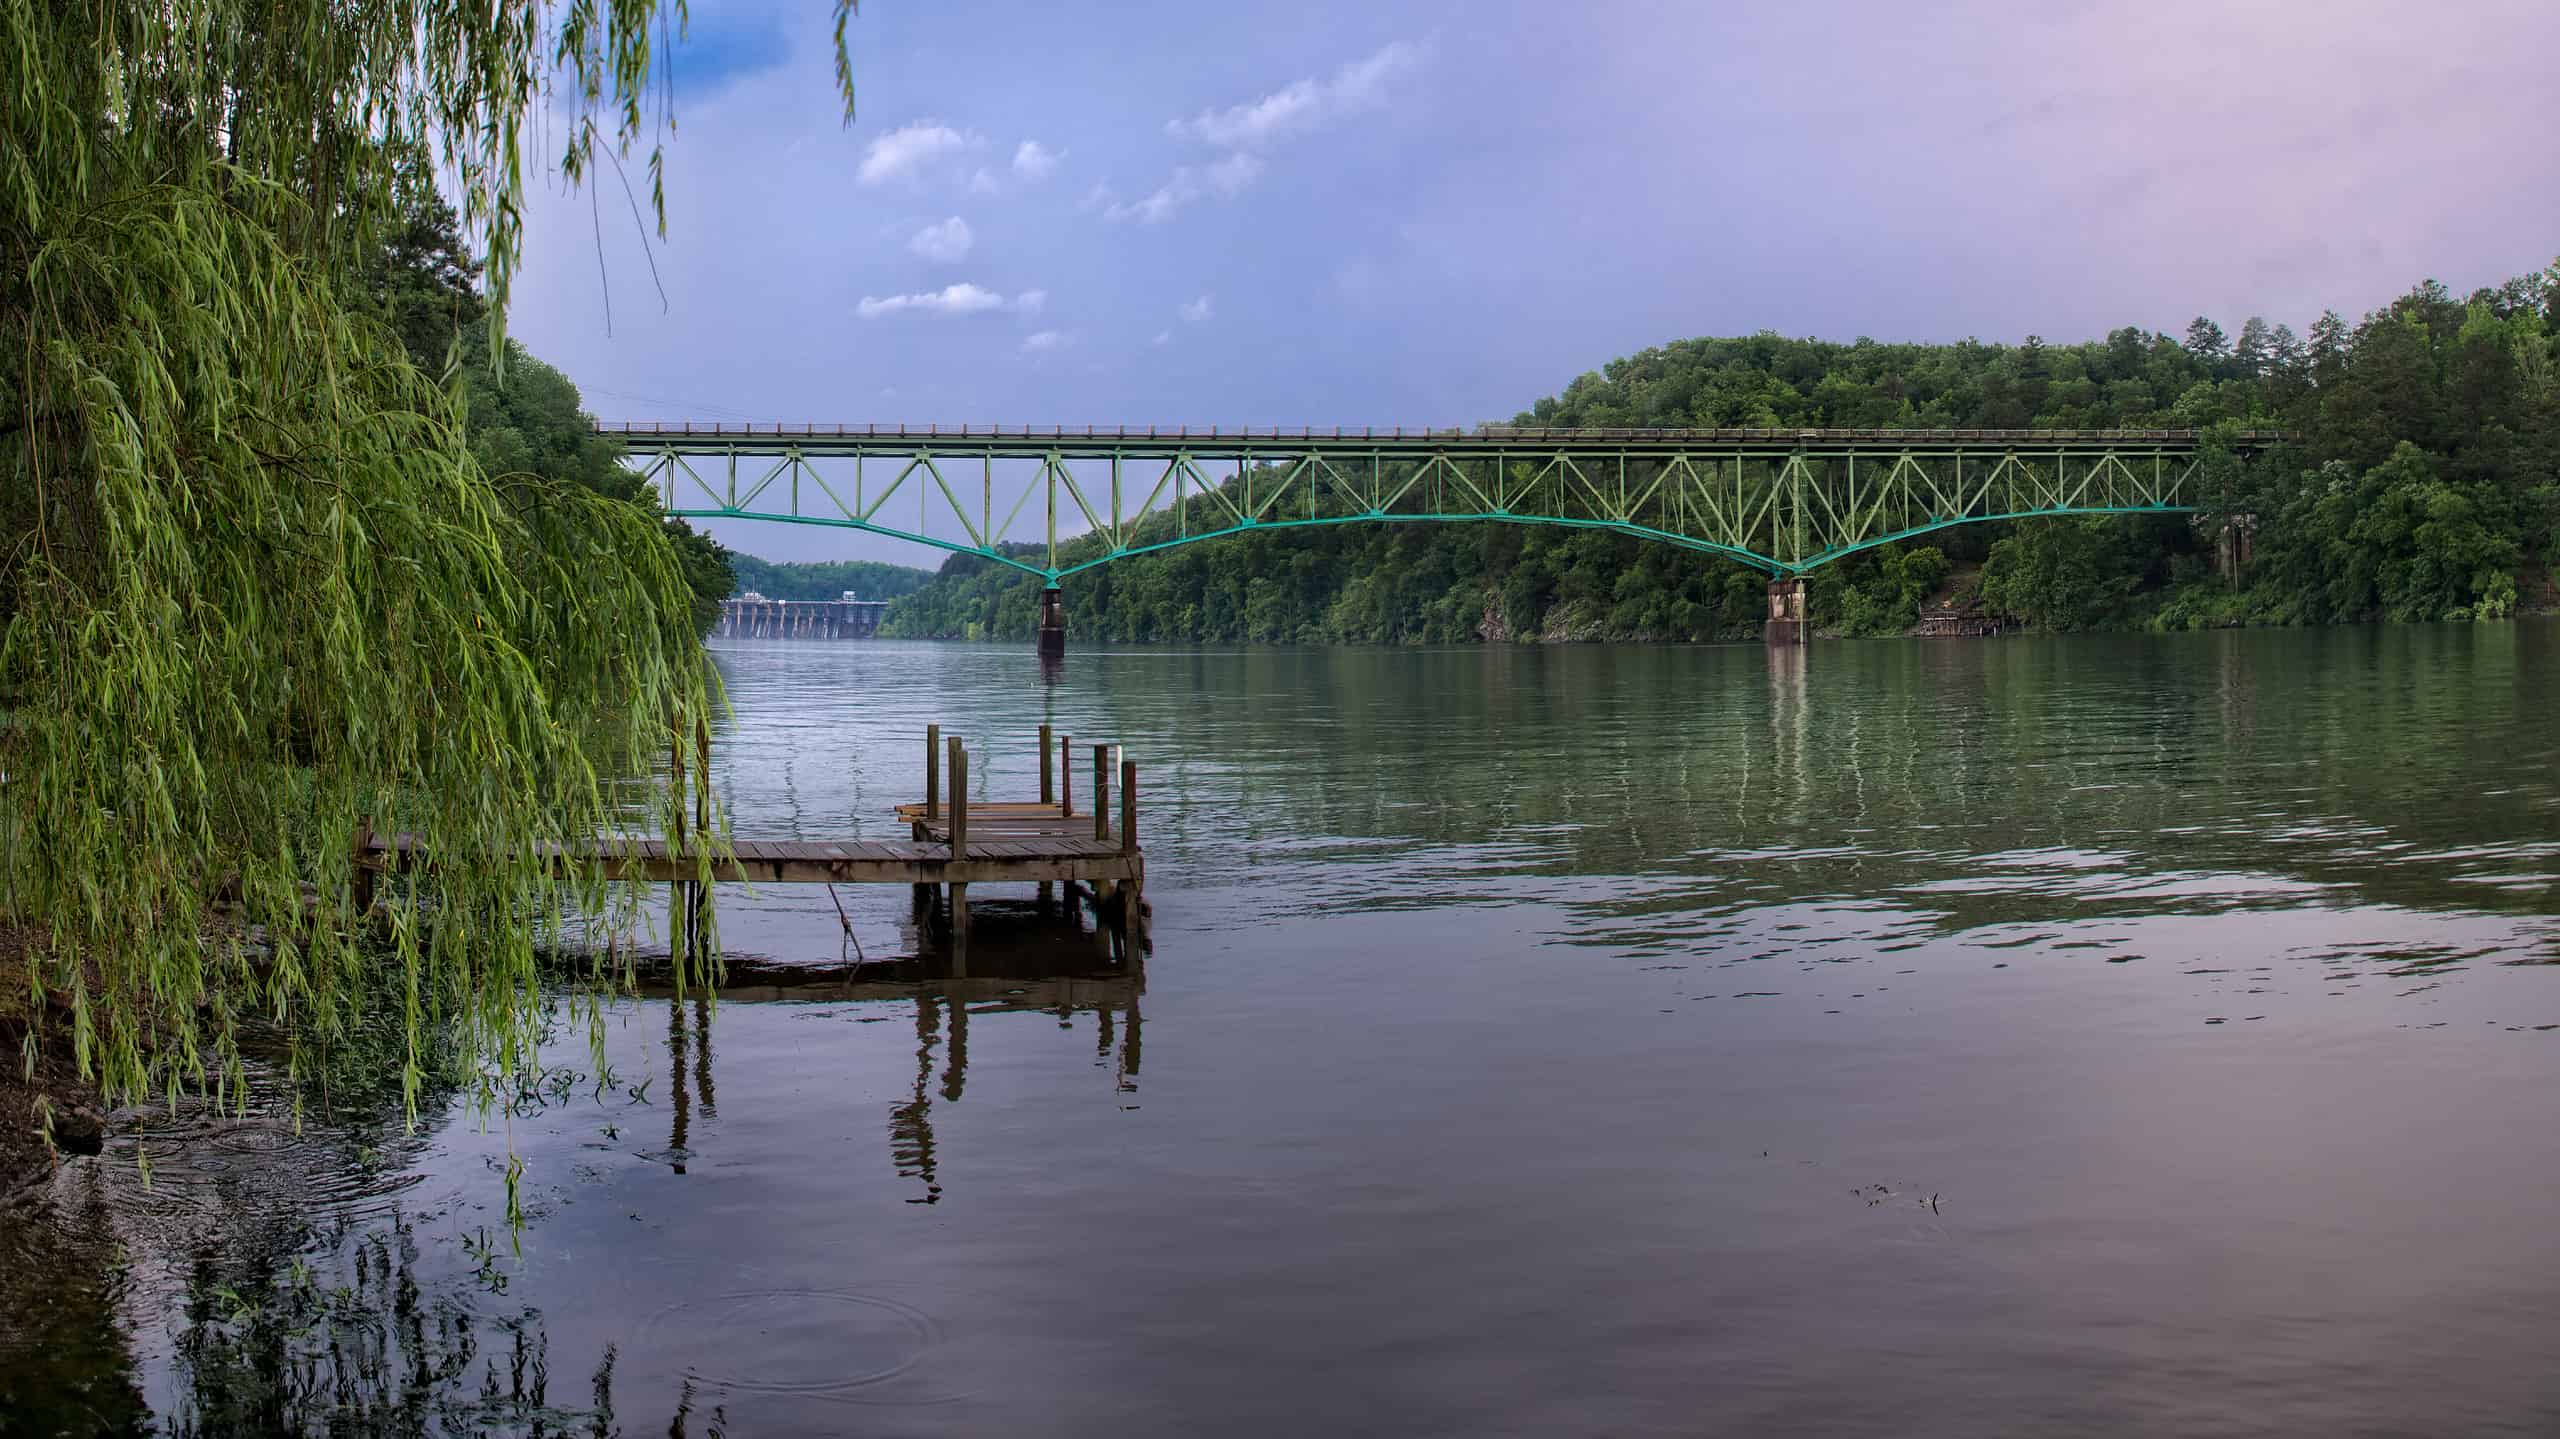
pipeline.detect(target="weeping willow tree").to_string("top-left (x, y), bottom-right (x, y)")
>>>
top-left (0, 1), bottom-right (855, 1126)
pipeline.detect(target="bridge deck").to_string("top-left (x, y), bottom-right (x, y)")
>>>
top-left (602, 421), bottom-right (2279, 455)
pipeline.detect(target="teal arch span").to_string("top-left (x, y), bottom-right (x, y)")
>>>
top-left (665, 502), bottom-right (2197, 581)
top-left (625, 423), bottom-right (2268, 582)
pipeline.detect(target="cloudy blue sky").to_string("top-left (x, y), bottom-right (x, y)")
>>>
top-left (509, 0), bottom-right (2560, 564)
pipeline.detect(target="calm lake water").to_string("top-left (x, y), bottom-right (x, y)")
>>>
top-left (7, 624), bottom-right (2560, 1435)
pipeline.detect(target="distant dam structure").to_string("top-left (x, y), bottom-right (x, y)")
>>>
top-left (718, 591), bottom-right (893, 640)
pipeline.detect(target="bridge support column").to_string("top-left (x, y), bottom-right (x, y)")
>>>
top-left (1037, 587), bottom-right (1067, 658)
top-left (1764, 578), bottom-right (1808, 646)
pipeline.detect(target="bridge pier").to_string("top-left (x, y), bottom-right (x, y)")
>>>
top-left (1764, 578), bottom-right (1809, 646)
top-left (1037, 587), bottom-right (1067, 658)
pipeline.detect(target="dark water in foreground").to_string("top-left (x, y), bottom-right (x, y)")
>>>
top-left (7, 625), bottom-right (2560, 1436)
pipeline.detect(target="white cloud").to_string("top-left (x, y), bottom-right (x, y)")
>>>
top-left (1206, 151), bottom-right (1263, 194)
top-left (1152, 330), bottom-right (1173, 346)
top-left (1332, 38), bottom-right (1425, 108)
top-left (1109, 40), bottom-right (1424, 225)
top-left (1170, 78), bottom-right (1320, 149)
top-left (1180, 294), bottom-right (1213, 323)
top-left (1105, 153), bottom-right (1263, 223)
top-left (858, 121), bottom-right (978, 185)
top-left (1107, 184), bottom-right (1183, 225)
top-left (907, 216), bottom-right (974, 263)
top-left (967, 167), bottom-right (1001, 195)
top-left (1013, 140), bottom-right (1064, 180)
top-left (1020, 330), bottom-right (1065, 353)
top-left (856, 282), bottom-right (1045, 319)
top-left (1080, 181), bottom-right (1117, 213)
top-left (1166, 39), bottom-right (1427, 149)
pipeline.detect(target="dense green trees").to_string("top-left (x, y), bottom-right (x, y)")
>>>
top-left (727, 556), bottom-right (935, 602)
top-left (373, 187), bottom-right (736, 629)
top-left (1, 0), bottom-right (806, 1127)
top-left (879, 265), bottom-right (2559, 644)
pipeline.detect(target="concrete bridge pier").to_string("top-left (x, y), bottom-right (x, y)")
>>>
top-left (1037, 587), bottom-right (1068, 658)
top-left (1765, 578), bottom-right (1808, 645)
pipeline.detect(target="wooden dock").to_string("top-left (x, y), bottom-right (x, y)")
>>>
top-left (355, 724), bottom-right (1144, 949)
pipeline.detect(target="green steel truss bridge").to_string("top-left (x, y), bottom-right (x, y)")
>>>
top-left (611, 423), bottom-right (2272, 582)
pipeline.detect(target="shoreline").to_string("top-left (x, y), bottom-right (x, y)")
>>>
top-left (0, 927), bottom-right (107, 1195)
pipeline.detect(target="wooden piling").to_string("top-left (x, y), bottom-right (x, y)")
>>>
top-left (949, 738), bottom-right (970, 861)
top-left (1059, 733), bottom-right (1074, 816)
top-left (1092, 744), bottom-right (1111, 842)
top-left (669, 719), bottom-right (689, 967)
top-left (1119, 758), bottom-right (1142, 945)
top-left (1039, 723), bottom-right (1054, 805)
top-left (693, 711), bottom-right (711, 958)
top-left (1119, 758), bottom-right (1137, 858)
top-left (949, 740), bottom-right (970, 944)
top-left (924, 723), bottom-right (941, 823)
top-left (350, 819), bottom-right (376, 916)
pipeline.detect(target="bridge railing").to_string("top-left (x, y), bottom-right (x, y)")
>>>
top-left (598, 421), bottom-right (2285, 447)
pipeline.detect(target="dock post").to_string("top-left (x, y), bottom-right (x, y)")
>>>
top-left (669, 719), bottom-right (690, 970)
top-left (949, 739), bottom-right (970, 946)
top-left (350, 820), bottom-right (375, 918)
top-left (1059, 733), bottom-right (1074, 816)
top-left (1119, 758), bottom-right (1137, 858)
top-left (1092, 744), bottom-right (1116, 910)
top-left (1037, 587), bottom-right (1067, 658)
top-left (693, 711), bottom-right (712, 959)
top-left (924, 723), bottom-right (942, 824)
top-left (1120, 758), bottom-right (1141, 946)
top-left (915, 723), bottom-right (942, 914)
top-left (1092, 744), bottom-right (1111, 843)
top-left (1038, 724), bottom-right (1056, 905)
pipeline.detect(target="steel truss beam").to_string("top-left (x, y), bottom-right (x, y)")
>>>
top-left (616, 424), bottom-right (2269, 580)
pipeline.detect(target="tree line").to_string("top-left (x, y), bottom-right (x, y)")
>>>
top-left (727, 555), bottom-right (934, 602)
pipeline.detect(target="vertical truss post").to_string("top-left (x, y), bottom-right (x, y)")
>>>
top-left (1791, 453), bottom-right (1806, 569)
top-left (1046, 455), bottom-right (1058, 573)
top-left (1111, 454), bottom-right (1123, 549)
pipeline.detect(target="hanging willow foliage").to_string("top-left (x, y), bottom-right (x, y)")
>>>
top-left (0, 0), bottom-right (855, 1121)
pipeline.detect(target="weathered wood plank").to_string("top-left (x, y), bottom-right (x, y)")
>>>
top-left (362, 837), bottom-right (1140, 887)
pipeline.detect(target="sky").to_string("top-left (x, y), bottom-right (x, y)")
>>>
top-left (508, 0), bottom-right (2560, 565)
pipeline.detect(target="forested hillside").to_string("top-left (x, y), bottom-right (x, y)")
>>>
top-left (881, 266), bottom-right (2558, 643)
top-left (727, 556), bottom-right (936, 602)
top-left (375, 184), bottom-right (736, 629)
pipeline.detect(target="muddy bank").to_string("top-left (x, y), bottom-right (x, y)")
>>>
top-left (0, 927), bottom-right (107, 1195)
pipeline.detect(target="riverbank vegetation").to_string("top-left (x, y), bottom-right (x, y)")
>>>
top-left (0, 2), bottom-right (813, 1162)
top-left (883, 265), bottom-right (2559, 643)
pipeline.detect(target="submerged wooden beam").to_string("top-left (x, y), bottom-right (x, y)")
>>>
top-left (358, 832), bottom-right (1141, 887)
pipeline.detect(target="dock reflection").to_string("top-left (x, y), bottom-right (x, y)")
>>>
top-left (638, 902), bottom-right (1144, 1205)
